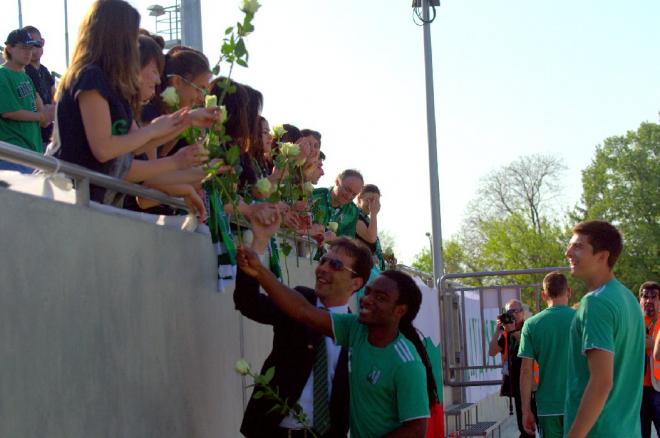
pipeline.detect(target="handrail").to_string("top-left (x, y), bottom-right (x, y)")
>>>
top-left (0, 141), bottom-right (188, 210)
top-left (438, 266), bottom-right (569, 289)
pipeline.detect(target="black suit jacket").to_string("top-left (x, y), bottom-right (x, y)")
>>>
top-left (234, 268), bottom-right (349, 438)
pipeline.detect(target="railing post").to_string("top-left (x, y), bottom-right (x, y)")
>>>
top-left (75, 177), bottom-right (90, 206)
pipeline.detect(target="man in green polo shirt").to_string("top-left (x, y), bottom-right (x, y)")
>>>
top-left (519, 271), bottom-right (575, 437)
top-left (0, 28), bottom-right (54, 172)
top-left (563, 220), bottom-right (644, 438)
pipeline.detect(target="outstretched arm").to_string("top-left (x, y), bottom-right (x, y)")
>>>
top-left (237, 246), bottom-right (333, 337)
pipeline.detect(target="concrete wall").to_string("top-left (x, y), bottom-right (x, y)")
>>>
top-left (0, 188), bottom-right (317, 438)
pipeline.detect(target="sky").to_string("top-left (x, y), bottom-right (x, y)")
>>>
top-left (3, 0), bottom-right (659, 265)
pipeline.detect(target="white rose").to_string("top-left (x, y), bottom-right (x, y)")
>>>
top-left (240, 0), bottom-right (261, 14)
top-left (160, 86), bottom-right (180, 108)
top-left (235, 359), bottom-right (251, 375)
top-left (327, 222), bottom-right (339, 233)
top-left (205, 95), bottom-right (218, 108)
top-left (255, 177), bottom-right (272, 195)
top-left (303, 181), bottom-right (314, 195)
top-left (271, 124), bottom-right (287, 139)
top-left (219, 105), bottom-right (228, 124)
top-left (280, 142), bottom-right (300, 158)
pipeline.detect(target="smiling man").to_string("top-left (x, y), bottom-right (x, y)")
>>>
top-left (234, 227), bottom-right (372, 437)
top-left (640, 281), bottom-right (660, 438)
top-left (236, 215), bottom-right (437, 437)
top-left (563, 220), bottom-right (644, 438)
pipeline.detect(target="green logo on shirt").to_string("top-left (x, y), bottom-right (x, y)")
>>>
top-left (367, 367), bottom-right (381, 384)
top-left (112, 119), bottom-right (129, 135)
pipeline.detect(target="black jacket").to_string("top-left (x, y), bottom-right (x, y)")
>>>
top-left (234, 268), bottom-right (349, 438)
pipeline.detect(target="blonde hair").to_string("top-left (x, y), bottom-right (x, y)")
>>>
top-left (57, 0), bottom-right (141, 112)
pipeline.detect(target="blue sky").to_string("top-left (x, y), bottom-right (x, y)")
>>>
top-left (3, 0), bottom-right (659, 264)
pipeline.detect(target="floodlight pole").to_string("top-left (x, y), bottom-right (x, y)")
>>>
top-left (421, 0), bottom-right (445, 286)
top-left (18, 0), bottom-right (23, 27)
top-left (64, 0), bottom-right (70, 67)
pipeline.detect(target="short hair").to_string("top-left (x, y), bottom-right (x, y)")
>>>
top-left (572, 220), bottom-right (623, 269)
top-left (543, 271), bottom-right (569, 298)
top-left (300, 129), bottom-right (321, 141)
top-left (281, 123), bottom-right (301, 143)
top-left (359, 184), bottom-right (380, 197)
top-left (328, 237), bottom-right (373, 288)
top-left (338, 169), bottom-right (364, 184)
top-left (505, 299), bottom-right (522, 311)
top-left (640, 281), bottom-right (660, 296)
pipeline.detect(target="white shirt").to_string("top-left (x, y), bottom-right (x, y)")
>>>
top-left (279, 299), bottom-right (348, 429)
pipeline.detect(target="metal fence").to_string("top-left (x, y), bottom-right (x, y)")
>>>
top-left (438, 267), bottom-right (569, 391)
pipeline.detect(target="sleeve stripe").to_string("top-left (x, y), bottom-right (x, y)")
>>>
top-left (394, 341), bottom-right (414, 362)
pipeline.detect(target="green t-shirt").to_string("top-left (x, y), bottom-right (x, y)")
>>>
top-left (331, 313), bottom-right (429, 438)
top-left (563, 279), bottom-right (644, 437)
top-left (310, 187), bottom-right (360, 238)
top-left (518, 305), bottom-right (576, 416)
top-left (0, 65), bottom-right (42, 152)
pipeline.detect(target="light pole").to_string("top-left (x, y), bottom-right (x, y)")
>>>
top-left (64, 0), bottom-right (70, 67)
top-left (17, 0), bottom-right (23, 27)
top-left (417, 0), bottom-right (444, 287)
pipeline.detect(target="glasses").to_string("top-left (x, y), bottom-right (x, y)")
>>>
top-left (319, 255), bottom-right (357, 275)
top-left (167, 74), bottom-right (208, 97)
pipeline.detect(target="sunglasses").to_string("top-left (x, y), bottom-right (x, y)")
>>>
top-left (319, 255), bottom-right (357, 275)
top-left (167, 74), bottom-right (208, 97)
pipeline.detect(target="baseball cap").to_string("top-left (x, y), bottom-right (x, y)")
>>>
top-left (5, 29), bottom-right (40, 47)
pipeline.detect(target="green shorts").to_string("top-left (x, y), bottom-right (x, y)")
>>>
top-left (538, 415), bottom-right (563, 438)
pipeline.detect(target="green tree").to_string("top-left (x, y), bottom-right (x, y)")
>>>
top-left (573, 122), bottom-right (660, 292)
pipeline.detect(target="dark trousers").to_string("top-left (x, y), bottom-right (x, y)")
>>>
top-left (640, 386), bottom-right (660, 438)
top-left (513, 390), bottom-right (536, 438)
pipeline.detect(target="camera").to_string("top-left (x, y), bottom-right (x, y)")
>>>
top-left (497, 310), bottom-right (515, 325)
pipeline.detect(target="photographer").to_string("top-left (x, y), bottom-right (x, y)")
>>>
top-left (488, 299), bottom-right (535, 438)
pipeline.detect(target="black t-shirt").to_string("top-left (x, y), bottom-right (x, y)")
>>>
top-left (49, 64), bottom-right (133, 205)
top-left (498, 326), bottom-right (523, 393)
top-left (25, 63), bottom-right (55, 144)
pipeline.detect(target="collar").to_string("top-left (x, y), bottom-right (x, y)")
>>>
top-left (316, 297), bottom-right (349, 314)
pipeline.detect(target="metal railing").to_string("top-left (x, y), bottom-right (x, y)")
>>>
top-left (0, 141), bottom-right (189, 211)
top-left (438, 267), bottom-right (569, 389)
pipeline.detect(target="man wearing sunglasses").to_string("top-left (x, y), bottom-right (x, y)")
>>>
top-left (234, 218), bottom-right (373, 437)
top-left (640, 281), bottom-right (660, 438)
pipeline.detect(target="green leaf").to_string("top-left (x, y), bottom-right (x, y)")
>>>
top-left (252, 391), bottom-right (264, 399)
top-left (236, 59), bottom-right (248, 68)
top-left (263, 367), bottom-right (275, 384)
top-left (225, 26), bottom-right (234, 35)
top-left (212, 65), bottom-right (220, 75)
top-left (235, 38), bottom-right (247, 58)
top-left (227, 144), bottom-right (241, 166)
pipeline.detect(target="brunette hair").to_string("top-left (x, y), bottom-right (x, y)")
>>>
top-left (328, 237), bottom-right (374, 288)
top-left (209, 77), bottom-right (250, 152)
top-left (381, 270), bottom-right (439, 407)
top-left (138, 35), bottom-right (164, 72)
top-left (300, 128), bottom-right (321, 141)
top-left (640, 281), bottom-right (660, 296)
top-left (57, 0), bottom-right (141, 112)
top-left (244, 84), bottom-right (264, 156)
top-left (543, 271), bottom-right (569, 298)
top-left (138, 28), bottom-right (164, 49)
top-left (359, 184), bottom-right (381, 197)
top-left (572, 220), bottom-right (623, 268)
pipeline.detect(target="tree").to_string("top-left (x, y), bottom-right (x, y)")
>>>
top-left (476, 154), bottom-right (565, 234)
top-left (573, 122), bottom-right (660, 292)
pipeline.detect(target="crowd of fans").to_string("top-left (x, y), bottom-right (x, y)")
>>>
top-left (0, 0), bottom-right (389, 289)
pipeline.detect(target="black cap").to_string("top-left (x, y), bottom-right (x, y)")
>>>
top-left (5, 29), bottom-right (40, 47)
